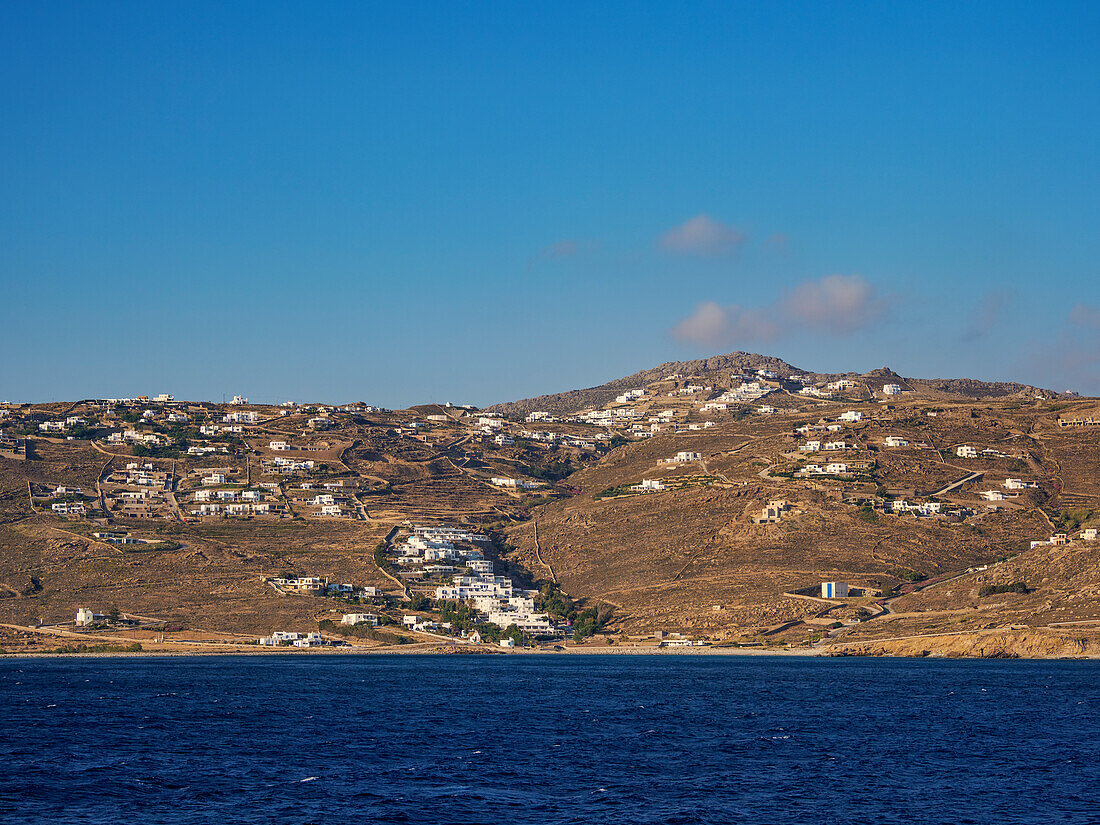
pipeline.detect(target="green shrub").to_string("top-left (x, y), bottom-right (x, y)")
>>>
top-left (978, 581), bottom-right (1029, 598)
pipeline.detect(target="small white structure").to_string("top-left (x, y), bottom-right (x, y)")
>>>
top-left (341, 613), bottom-right (378, 626)
top-left (269, 441), bottom-right (290, 451)
top-left (76, 607), bottom-right (96, 626)
top-left (675, 451), bottom-right (702, 462)
top-left (1081, 528), bottom-right (1098, 541)
top-left (838, 410), bottom-right (863, 423)
top-left (884, 436), bottom-right (909, 447)
top-left (882, 384), bottom-right (903, 396)
top-left (956, 446), bottom-right (979, 459)
top-left (499, 638), bottom-right (515, 648)
top-left (821, 582), bottom-right (849, 598)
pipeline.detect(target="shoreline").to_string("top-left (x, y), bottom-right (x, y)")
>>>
top-left (3, 644), bottom-right (1098, 660)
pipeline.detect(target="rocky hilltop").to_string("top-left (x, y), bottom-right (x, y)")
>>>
top-left (489, 352), bottom-right (1054, 416)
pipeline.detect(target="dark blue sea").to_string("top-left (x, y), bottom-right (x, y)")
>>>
top-left (2, 654), bottom-right (1098, 824)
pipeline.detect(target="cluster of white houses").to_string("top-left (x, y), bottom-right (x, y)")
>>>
top-left (259, 630), bottom-right (324, 647)
top-left (490, 477), bottom-right (542, 490)
top-left (956, 445), bottom-right (1011, 459)
top-left (387, 525), bottom-right (561, 637)
top-left (1031, 528), bottom-right (1098, 549)
top-left (268, 575), bottom-right (380, 599)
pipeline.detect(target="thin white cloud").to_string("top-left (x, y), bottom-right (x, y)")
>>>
top-left (1069, 303), bottom-right (1100, 329)
top-left (782, 274), bottom-right (887, 334)
top-left (659, 215), bottom-right (746, 257)
top-left (669, 274), bottom-right (886, 349)
top-left (961, 289), bottom-right (1012, 342)
top-left (670, 301), bottom-right (779, 348)
top-left (526, 239), bottom-right (586, 272)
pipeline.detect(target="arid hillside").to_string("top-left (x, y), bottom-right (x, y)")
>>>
top-left (0, 358), bottom-right (1097, 657)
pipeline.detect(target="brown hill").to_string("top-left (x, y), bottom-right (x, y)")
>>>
top-left (489, 352), bottom-right (1056, 416)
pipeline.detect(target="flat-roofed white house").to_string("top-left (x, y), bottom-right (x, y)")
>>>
top-left (269, 441), bottom-right (290, 451)
top-left (341, 613), bottom-right (378, 626)
top-left (821, 582), bottom-right (849, 598)
top-left (956, 446), bottom-right (979, 458)
top-left (838, 410), bottom-right (863, 423)
top-left (884, 436), bottom-right (909, 447)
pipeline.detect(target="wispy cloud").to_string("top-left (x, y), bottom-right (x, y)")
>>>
top-left (669, 274), bottom-right (887, 349)
top-left (783, 274), bottom-right (887, 334)
top-left (526, 238), bottom-right (589, 272)
top-left (670, 301), bottom-right (779, 348)
top-left (658, 215), bottom-right (747, 257)
top-left (960, 288), bottom-right (1012, 342)
top-left (1069, 303), bottom-right (1100, 329)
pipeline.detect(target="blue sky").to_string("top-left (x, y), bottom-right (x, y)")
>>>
top-left (2, 2), bottom-right (1099, 406)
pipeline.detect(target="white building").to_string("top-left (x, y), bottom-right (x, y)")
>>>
top-left (882, 383), bottom-right (903, 395)
top-left (341, 613), bottom-right (378, 626)
top-left (884, 436), bottom-right (909, 447)
top-left (76, 607), bottom-right (96, 626)
top-left (838, 410), bottom-right (863, 423)
top-left (956, 446), bottom-right (979, 458)
top-left (821, 582), bottom-right (849, 598)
